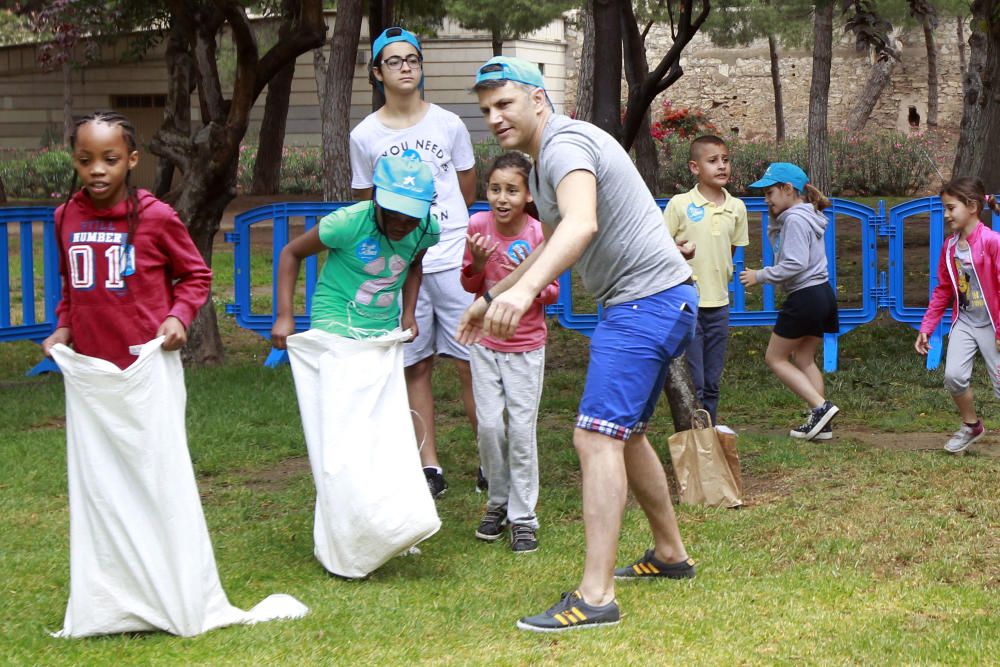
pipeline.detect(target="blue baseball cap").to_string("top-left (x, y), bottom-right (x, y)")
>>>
top-left (372, 152), bottom-right (435, 220)
top-left (749, 162), bottom-right (809, 191)
top-left (474, 56), bottom-right (553, 110)
top-left (475, 56), bottom-right (546, 89)
top-left (372, 27), bottom-right (421, 62)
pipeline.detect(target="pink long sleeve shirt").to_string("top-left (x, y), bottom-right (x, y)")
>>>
top-left (460, 211), bottom-right (559, 353)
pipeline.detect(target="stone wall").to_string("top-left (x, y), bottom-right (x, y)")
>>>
top-left (564, 15), bottom-right (968, 140)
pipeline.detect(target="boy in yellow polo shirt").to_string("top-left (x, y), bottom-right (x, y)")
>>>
top-left (663, 135), bottom-right (749, 423)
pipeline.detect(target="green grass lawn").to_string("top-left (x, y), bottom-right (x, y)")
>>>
top-left (2, 310), bottom-right (999, 665)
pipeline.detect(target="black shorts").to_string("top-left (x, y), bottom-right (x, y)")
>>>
top-left (773, 283), bottom-right (839, 339)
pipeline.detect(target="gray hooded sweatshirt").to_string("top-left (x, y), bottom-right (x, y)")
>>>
top-left (755, 202), bottom-right (829, 294)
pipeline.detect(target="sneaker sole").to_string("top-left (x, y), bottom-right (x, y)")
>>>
top-left (516, 618), bottom-right (620, 633)
top-left (512, 544), bottom-right (538, 554)
top-left (614, 570), bottom-right (695, 580)
top-left (945, 429), bottom-right (985, 453)
top-left (812, 430), bottom-right (833, 441)
top-left (475, 530), bottom-right (506, 542)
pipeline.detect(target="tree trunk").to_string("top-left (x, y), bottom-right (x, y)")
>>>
top-left (318, 0), bottom-right (364, 201)
top-left (662, 355), bottom-right (700, 432)
top-left (953, 0), bottom-right (1000, 192)
top-left (574, 0), bottom-right (595, 121)
top-left (768, 34), bottom-right (786, 143)
top-left (592, 0), bottom-right (623, 142)
top-left (251, 63), bottom-right (295, 195)
top-left (621, 3), bottom-right (658, 193)
top-left (808, 1), bottom-right (834, 194)
top-left (368, 0), bottom-right (394, 111)
top-left (150, 0), bottom-right (327, 364)
top-left (62, 61), bottom-right (73, 147)
top-left (958, 15), bottom-right (967, 74)
top-left (0, 173), bottom-right (7, 204)
top-left (922, 15), bottom-right (939, 127)
top-left (845, 53), bottom-right (895, 134)
top-left (154, 20), bottom-right (194, 199)
top-left (491, 27), bottom-right (503, 56)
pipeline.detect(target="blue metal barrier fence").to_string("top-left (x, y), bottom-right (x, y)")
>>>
top-left (0, 207), bottom-right (60, 375)
top-left (4, 196), bottom-right (997, 374)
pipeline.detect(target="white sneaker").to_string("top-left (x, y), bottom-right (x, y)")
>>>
top-left (944, 422), bottom-right (984, 453)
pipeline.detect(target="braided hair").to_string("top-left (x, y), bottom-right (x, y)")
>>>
top-left (61, 110), bottom-right (141, 247)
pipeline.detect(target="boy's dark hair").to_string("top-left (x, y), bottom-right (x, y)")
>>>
top-left (485, 151), bottom-right (539, 220)
top-left (689, 134), bottom-right (727, 161)
top-left (61, 110), bottom-right (141, 247)
top-left (940, 176), bottom-right (1000, 218)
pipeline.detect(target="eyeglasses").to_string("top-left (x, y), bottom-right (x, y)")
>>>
top-left (382, 55), bottom-right (422, 70)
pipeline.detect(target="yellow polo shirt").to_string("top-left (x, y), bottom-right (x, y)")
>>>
top-left (664, 185), bottom-right (749, 308)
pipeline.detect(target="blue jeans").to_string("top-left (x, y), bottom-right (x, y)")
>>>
top-left (685, 304), bottom-right (730, 424)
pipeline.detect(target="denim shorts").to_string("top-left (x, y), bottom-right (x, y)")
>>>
top-left (576, 283), bottom-right (698, 441)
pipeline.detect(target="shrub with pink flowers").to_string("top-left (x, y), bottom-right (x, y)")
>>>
top-left (649, 100), bottom-right (718, 141)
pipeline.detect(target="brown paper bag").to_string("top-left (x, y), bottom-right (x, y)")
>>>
top-left (667, 410), bottom-right (742, 508)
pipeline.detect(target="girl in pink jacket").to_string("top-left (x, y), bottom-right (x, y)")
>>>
top-left (916, 177), bottom-right (1000, 453)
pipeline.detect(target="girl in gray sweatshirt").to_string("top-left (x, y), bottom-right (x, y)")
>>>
top-left (739, 162), bottom-right (840, 441)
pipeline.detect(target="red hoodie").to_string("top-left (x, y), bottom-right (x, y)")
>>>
top-left (54, 189), bottom-right (212, 369)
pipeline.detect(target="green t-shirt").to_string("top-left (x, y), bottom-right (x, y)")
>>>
top-left (311, 201), bottom-right (439, 338)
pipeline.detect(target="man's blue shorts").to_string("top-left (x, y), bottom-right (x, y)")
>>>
top-left (576, 282), bottom-right (698, 441)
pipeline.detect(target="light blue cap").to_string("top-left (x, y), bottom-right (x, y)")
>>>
top-left (475, 56), bottom-right (546, 89)
top-left (372, 151), bottom-right (435, 220)
top-left (372, 27), bottom-right (421, 62)
top-left (749, 162), bottom-right (809, 191)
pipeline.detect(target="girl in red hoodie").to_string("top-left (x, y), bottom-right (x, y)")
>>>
top-left (916, 177), bottom-right (1000, 453)
top-left (41, 111), bottom-right (210, 367)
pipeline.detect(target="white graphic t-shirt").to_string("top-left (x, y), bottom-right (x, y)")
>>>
top-left (350, 104), bottom-right (475, 273)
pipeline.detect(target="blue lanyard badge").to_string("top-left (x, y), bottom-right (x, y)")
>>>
top-left (119, 243), bottom-right (136, 277)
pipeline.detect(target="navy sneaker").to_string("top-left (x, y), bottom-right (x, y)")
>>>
top-left (510, 523), bottom-right (538, 553)
top-left (614, 549), bottom-right (696, 580)
top-left (516, 590), bottom-right (620, 633)
top-left (424, 467), bottom-right (448, 499)
top-left (475, 505), bottom-right (507, 542)
top-left (790, 401), bottom-right (839, 440)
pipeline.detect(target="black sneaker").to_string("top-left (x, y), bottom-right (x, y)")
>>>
top-left (813, 423), bottom-right (833, 441)
top-left (475, 505), bottom-right (507, 541)
top-left (476, 466), bottom-right (488, 494)
top-left (614, 549), bottom-right (696, 580)
top-left (789, 401), bottom-right (839, 440)
top-left (516, 590), bottom-right (620, 633)
top-left (510, 523), bottom-right (538, 553)
top-left (424, 467), bottom-right (448, 499)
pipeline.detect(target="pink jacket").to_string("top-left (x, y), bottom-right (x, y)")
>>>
top-left (920, 222), bottom-right (1000, 341)
top-left (460, 211), bottom-right (559, 352)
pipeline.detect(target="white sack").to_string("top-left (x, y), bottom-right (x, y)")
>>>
top-left (51, 339), bottom-right (308, 638)
top-left (286, 328), bottom-right (441, 579)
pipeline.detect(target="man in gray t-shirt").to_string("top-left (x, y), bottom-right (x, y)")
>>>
top-left (457, 57), bottom-right (699, 633)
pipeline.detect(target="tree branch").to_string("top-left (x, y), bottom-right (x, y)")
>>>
top-left (254, 0), bottom-right (327, 99)
top-left (216, 0), bottom-right (259, 130)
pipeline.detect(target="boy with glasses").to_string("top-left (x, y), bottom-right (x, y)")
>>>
top-left (350, 27), bottom-right (479, 499)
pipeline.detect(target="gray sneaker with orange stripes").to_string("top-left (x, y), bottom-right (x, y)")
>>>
top-left (516, 590), bottom-right (620, 632)
top-left (614, 549), bottom-right (696, 579)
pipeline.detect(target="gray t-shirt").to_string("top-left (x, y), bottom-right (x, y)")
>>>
top-left (530, 115), bottom-right (691, 307)
top-left (954, 243), bottom-right (992, 327)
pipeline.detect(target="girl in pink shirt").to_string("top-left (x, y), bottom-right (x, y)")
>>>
top-left (461, 153), bottom-right (558, 553)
